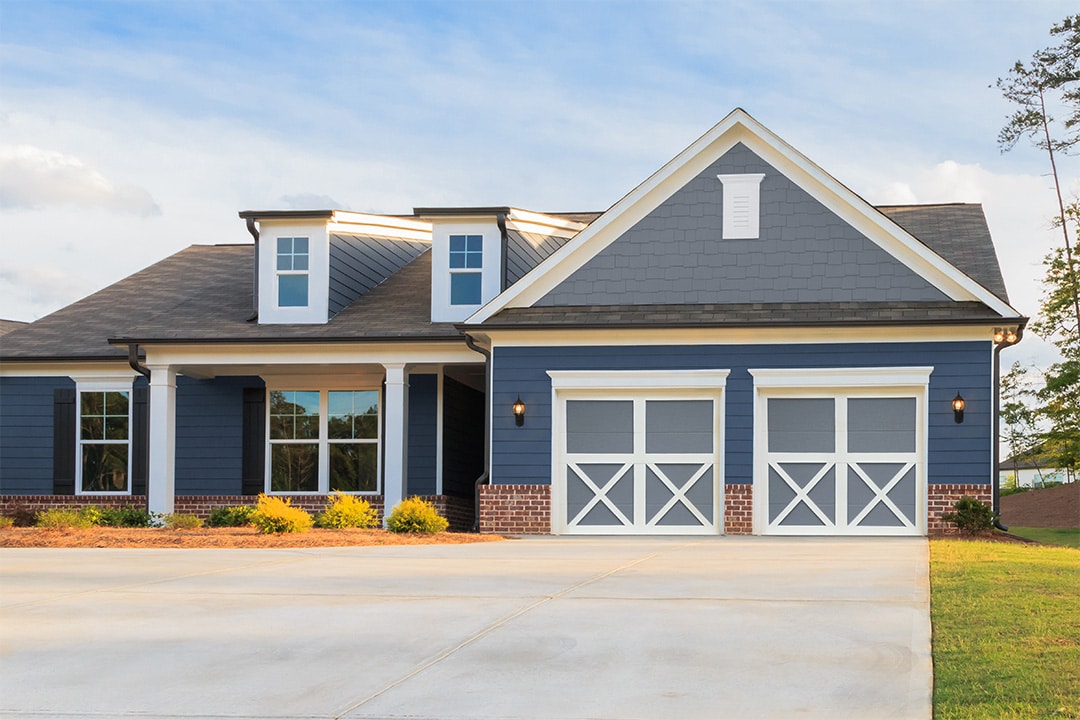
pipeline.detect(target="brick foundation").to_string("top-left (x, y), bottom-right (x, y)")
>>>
top-left (724, 484), bottom-right (754, 534)
top-left (479, 484), bottom-right (551, 534)
top-left (0, 493), bottom-right (475, 532)
top-left (927, 484), bottom-right (993, 535)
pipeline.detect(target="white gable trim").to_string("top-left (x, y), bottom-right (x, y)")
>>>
top-left (468, 109), bottom-right (1018, 323)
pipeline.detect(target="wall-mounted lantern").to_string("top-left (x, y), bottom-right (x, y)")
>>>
top-left (952, 392), bottom-right (966, 424)
top-left (512, 396), bottom-right (526, 427)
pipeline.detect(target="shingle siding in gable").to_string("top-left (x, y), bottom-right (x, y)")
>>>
top-left (536, 142), bottom-right (948, 307)
top-left (328, 234), bottom-right (429, 316)
top-left (490, 341), bottom-right (991, 490)
top-left (0, 377), bottom-right (74, 494)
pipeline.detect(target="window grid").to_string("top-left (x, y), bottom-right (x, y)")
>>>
top-left (449, 234), bottom-right (482, 306)
top-left (276, 236), bottom-right (310, 307)
top-left (78, 390), bottom-right (131, 494)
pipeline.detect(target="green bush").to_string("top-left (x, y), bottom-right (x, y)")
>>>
top-left (385, 497), bottom-right (448, 534)
top-left (36, 508), bottom-right (94, 529)
top-left (315, 492), bottom-right (380, 529)
top-left (206, 505), bottom-right (256, 528)
top-left (941, 496), bottom-right (998, 534)
top-left (96, 506), bottom-right (154, 527)
top-left (0, 516), bottom-right (14, 529)
top-left (249, 494), bottom-right (313, 534)
top-left (163, 513), bottom-right (203, 529)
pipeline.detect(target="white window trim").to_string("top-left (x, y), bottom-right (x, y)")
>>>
top-left (717, 173), bottom-right (765, 240)
top-left (748, 367), bottom-right (932, 536)
top-left (275, 236), bottom-right (310, 309)
top-left (548, 369), bottom-right (729, 535)
top-left (75, 379), bottom-right (135, 496)
top-left (448, 233), bottom-right (483, 307)
top-left (265, 386), bottom-right (383, 495)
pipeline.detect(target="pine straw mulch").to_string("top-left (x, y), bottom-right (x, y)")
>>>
top-left (0, 526), bottom-right (507, 549)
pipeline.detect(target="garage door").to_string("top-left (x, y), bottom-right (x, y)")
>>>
top-left (557, 396), bottom-right (720, 534)
top-left (759, 394), bottom-right (923, 535)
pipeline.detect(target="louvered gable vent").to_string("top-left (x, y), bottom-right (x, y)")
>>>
top-left (717, 173), bottom-right (765, 240)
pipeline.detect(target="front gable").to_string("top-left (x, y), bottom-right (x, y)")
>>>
top-left (470, 109), bottom-right (1018, 323)
top-left (536, 142), bottom-right (948, 307)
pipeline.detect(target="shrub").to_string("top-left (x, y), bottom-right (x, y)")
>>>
top-left (941, 496), bottom-right (998, 534)
top-left (0, 516), bottom-right (14, 529)
top-left (206, 505), bottom-right (256, 528)
top-left (249, 494), bottom-right (313, 534)
top-left (163, 513), bottom-right (203, 529)
top-left (385, 497), bottom-right (448, 534)
top-left (97, 506), bottom-right (154, 527)
top-left (36, 508), bottom-right (94, 529)
top-left (315, 492), bottom-right (380, 529)
top-left (3, 504), bottom-right (36, 527)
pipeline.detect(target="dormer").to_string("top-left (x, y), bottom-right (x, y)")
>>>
top-left (418, 207), bottom-right (508, 323)
top-left (241, 210), bottom-right (431, 325)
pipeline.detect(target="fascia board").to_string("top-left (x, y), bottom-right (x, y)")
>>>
top-left (470, 108), bottom-right (1019, 323)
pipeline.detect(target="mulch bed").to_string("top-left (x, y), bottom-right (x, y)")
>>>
top-left (0, 526), bottom-right (506, 549)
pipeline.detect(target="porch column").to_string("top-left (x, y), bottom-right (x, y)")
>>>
top-left (147, 364), bottom-right (177, 515)
top-left (383, 363), bottom-right (409, 524)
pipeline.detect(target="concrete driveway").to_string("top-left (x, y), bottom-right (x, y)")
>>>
top-left (0, 537), bottom-right (931, 719)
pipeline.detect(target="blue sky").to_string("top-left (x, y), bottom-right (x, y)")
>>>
top-left (1, 0), bottom-right (1077, 366)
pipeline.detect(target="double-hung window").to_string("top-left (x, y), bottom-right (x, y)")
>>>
top-left (277, 237), bottom-right (309, 307)
top-left (448, 234), bottom-right (482, 305)
top-left (268, 389), bottom-right (381, 493)
top-left (78, 389), bottom-right (131, 493)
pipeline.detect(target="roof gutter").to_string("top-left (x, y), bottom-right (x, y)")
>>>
top-left (992, 324), bottom-right (1025, 532)
top-left (463, 333), bottom-right (492, 532)
top-left (244, 217), bottom-right (259, 322)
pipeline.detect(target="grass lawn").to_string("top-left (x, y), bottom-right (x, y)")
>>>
top-left (930, 539), bottom-right (1080, 719)
top-left (1007, 527), bottom-right (1080, 549)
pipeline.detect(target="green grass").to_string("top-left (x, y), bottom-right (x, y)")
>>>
top-left (1008, 527), bottom-right (1080, 549)
top-left (930, 539), bottom-right (1080, 719)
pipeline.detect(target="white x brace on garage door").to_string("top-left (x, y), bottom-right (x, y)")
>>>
top-left (548, 370), bottom-right (729, 535)
top-left (750, 367), bottom-right (932, 536)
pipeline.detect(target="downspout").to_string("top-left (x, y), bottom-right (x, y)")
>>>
top-left (497, 211), bottom-right (508, 291)
top-left (127, 343), bottom-right (151, 379)
top-left (463, 333), bottom-right (491, 532)
top-left (245, 217), bottom-right (259, 322)
top-left (992, 326), bottom-right (1024, 531)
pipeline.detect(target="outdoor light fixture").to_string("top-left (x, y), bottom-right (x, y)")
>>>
top-left (952, 392), bottom-right (966, 424)
top-left (512, 396), bottom-right (526, 427)
top-left (993, 327), bottom-right (1019, 345)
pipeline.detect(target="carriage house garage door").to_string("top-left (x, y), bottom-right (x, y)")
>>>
top-left (549, 371), bottom-right (729, 535)
top-left (751, 368), bottom-right (932, 537)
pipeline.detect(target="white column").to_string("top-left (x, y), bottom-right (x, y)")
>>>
top-left (147, 364), bottom-right (177, 516)
top-left (382, 363), bottom-right (409, 524)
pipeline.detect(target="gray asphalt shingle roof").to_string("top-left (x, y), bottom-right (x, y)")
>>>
top-left (0, 203), bottom-right (1016, 362)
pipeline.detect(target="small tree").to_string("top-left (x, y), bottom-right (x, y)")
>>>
top-left (1000, 361), bottom-right (1045, 484)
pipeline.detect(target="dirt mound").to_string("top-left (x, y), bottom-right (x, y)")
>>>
top-left (1000, 482), bottom-right (1080, 528)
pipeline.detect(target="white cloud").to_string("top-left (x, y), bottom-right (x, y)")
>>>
top-left (0, 145), bottom-right (160, 216)
top-left (0, 264), bottom-right (95, 321)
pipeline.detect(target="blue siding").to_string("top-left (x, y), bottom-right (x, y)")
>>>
top-left (491, 341), bottom-right (992, 488)
top-left (175, 376), bottom-right (262, 495)
top-left (407, 374), bottom-right (438, 495)
top-left (0, 376), bottom-right (75, 494)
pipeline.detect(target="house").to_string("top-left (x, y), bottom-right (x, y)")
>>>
top-left (0, 109), bottom-right (1026, 535)
top-left (999, 448), bottom-right (1073, 489)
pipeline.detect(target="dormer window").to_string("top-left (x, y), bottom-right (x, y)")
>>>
top-left (717, 173), bottom-right (765, 239)
top-left (449, 234), bottom-right (483, 305)
top-left (277, 237), bottom-right (309, 307)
